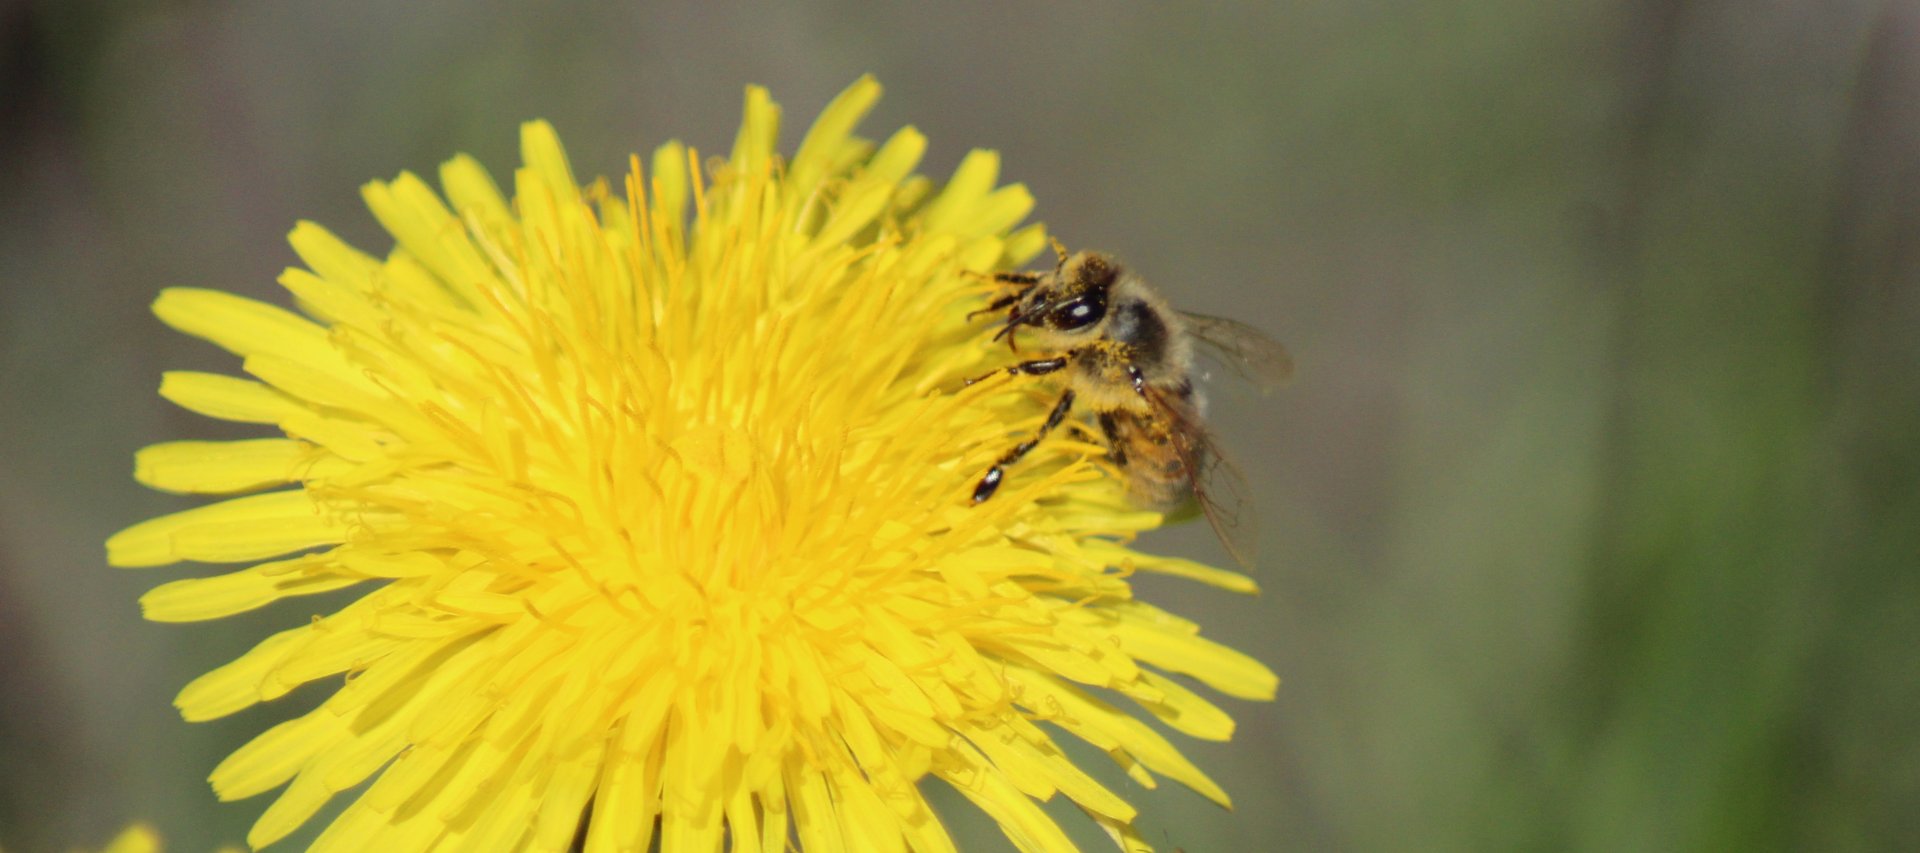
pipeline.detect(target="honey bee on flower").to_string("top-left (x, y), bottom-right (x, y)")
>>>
top-left (966, 238), bottom-right (1293, 567)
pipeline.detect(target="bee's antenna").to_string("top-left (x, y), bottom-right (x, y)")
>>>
top-left (1049, 236), bottom-right (1070, 267)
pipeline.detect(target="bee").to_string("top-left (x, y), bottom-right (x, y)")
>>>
top-left (965, 239), bottom-right (1293, 567)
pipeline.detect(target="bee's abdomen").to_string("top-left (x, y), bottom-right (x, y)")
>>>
top-left (1105, 409), bottom-right (1194, 511)
top-left (1126, 462), bottom-right (1193, 510)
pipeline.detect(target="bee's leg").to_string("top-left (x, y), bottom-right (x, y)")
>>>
top-left (962, 269), bottom-right (1043, 286)
top-left (963, 355), bottom-right (1068, 388)
top-left (1126, 363), bottom-right (1148, 397)
top-left (968, 271), bottom-right (1043, 328)
top-left (973, 389), bottom-right (1077, 503)
top-left (1097, 412), bottom-right (1128, 467)
top-left (966, 288), bottom-right (1029, 321)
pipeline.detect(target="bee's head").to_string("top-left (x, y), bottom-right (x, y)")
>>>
top-left (997, 251), bottom-right (1119, 346)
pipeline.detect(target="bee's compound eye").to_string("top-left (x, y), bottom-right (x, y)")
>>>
top-left (1048, 295), bottom-right (1105, 330)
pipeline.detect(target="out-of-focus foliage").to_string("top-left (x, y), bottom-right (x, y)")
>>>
top-left (1, 2), bottom-right (1913, 850)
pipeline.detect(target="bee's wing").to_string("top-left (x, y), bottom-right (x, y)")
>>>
top-left (1147, 386), bottom-right (1261, 570)
top-left (1180, 312), bottom-right (1294, 391)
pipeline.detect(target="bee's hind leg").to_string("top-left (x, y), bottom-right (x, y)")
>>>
top-left (1097, 412), bottom-right (1128, 468)
top-left (972, 389), bottom-right (1077, 504)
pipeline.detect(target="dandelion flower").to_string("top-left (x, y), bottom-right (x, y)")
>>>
top-left (108, 77), bottom-right (1277, 851)
top-left (60, 824), bottom-right (243, 853)
top-left (87, 824), bottom-right (159, 853)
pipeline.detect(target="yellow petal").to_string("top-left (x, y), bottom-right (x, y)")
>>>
top-left (725, 784), bottom-right (766, 853)
top-left (922, 149), bottom-right (1001, 234)
top-left (530, 756), bottom-right (601, 852)
top-left (814, 177), bottom-right (896, 249)
top-left (152, 287), bottom-right (333, 363)
top-left (520, 120), bottom-right (578, 204)
top-left (176, 627), bottom-right (306, 721)
top-left (729, 85), bottom-right (782, 174)
top-left (211, 710), bottom-right (336, 800)
top-left (361, 173), bottom-right (494, 309)
top-left (278, 410), bottom-right (387, 462)
top-left (247, 770), bottom-right (332, 849)
top-left (308, 798), bottom-right (438, 853)
top-left (825, 762), bottom-right (908, 853)
top-left (362, 741), bottom-right (460, 814)
top-left (107, 489), bottom-right (341, 568)
top-left (1001, 726), bottom-right (1134, 821)
top-left (241, 353), bottom-right (387, 414)
top-left (288, 221), bottom-right (380, 293)
top-left (140, 558), bottom-right (358, 622)
top-left (786, 764), bottom-right (847, 853)
top-left (1131, 669), bottom-right (1237, 741)
top-left (649, 140), bottom-right (690, 240)
top-left (762, 777), bottom-right (796, 851)
top-left (897, 791), bottom-right (959, 853)
top-left (1003, 221), bottom-right (1051, 267)
top-left (157, 371), bottom-right (303, 424)
top-left (440, 153), bottom-right (513, 226)
top-left (279, 266), bottom-right (385, 332)
top-left (583, 738), bottom-right (661, 853)
top-left (100, 824), bottom-right (161, 853)
top-left (1092, 813), bottom-right (1156, 853)
top-left (266, 616), bottom-right (402, 690)
top-left (865, 126), bottom-right (927, 189)
top-left (454, 775), bottom-right (542, 851)
top-left (1092, 542), bottom-right (1257, 593)
top-left (1108, 617), bottom-right (1279, 701)
top-left (1007, 667), bottom-right (1233, 808)
top-left (961, 183), bottom-right (1035, 239)
top-left (790, 75), bottom-right (881, 193)
top-left (134, 438), bottom-right (311, 494)
top-left (939, 742), bottom-right (1078, 853)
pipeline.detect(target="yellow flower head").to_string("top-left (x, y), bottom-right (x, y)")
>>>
top-left (78, 824), bottom-right (160, 853)
top-left (54, 824), bottom-right (243, 853)
top-left (108, 77), bottom-right (1276, 852)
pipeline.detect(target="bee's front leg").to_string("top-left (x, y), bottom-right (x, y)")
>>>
top-left (964, 271), bottom-right (1043, 320)
top-left (972, 388), bottom-right (1078, 504)
top-left (965, 289), bottom-right (1026, 321)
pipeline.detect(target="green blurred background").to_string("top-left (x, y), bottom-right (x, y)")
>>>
top-left (3, 1), bottom-right (1916, 851)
